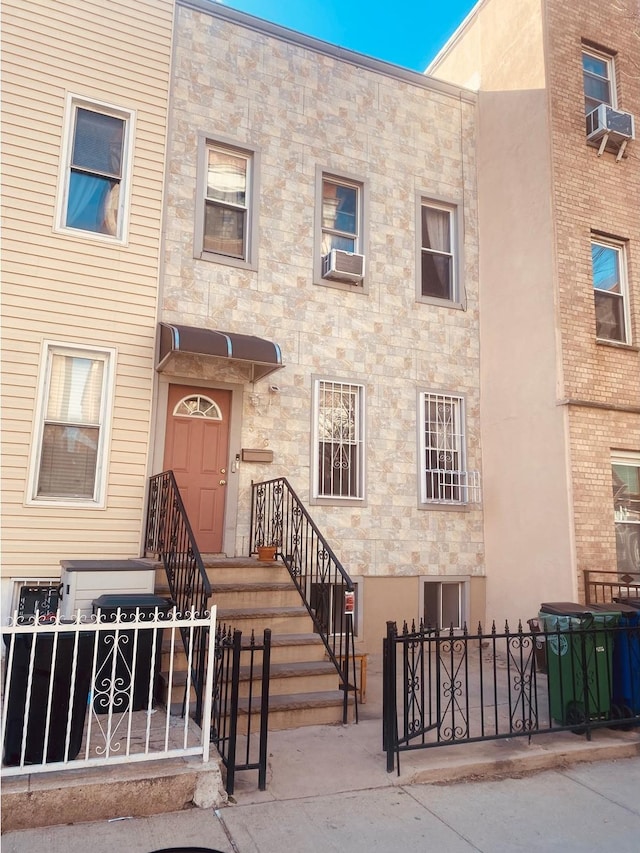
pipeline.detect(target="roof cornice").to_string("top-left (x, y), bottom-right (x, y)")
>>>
top-left (177, 0), bottom-right (477, 104)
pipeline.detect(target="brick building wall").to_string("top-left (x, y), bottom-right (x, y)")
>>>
top-left (427, 0), bottom-right (639, 620)
top-left (546, 0), bottom-right (640, 577)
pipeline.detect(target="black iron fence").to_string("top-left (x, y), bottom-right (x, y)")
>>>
top-left (212, 625), bottom-right (271, 795)
top-left (250, 477), bottom-right (358, 723)
top-left (584, 570), bottom-right (640, 605)
top-left (145, 471), bottom-right (211, 724)
top-left (383, 617), bottom-right (640, 775)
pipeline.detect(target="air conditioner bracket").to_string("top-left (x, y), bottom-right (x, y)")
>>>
top-left (597, 133), bottom-right (609, 157)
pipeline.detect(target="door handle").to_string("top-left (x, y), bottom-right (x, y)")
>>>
top-left (219, 479), bottom-right (227, 486)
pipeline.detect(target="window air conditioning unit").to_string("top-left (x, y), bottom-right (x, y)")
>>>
top-left (586, 104), bottom-right (635, 146)
top-left (322, 249), bottom-right (365, 283)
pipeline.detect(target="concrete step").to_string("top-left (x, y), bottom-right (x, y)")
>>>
top-left (161, 631), bottom-right (328, 673)
top-left (210, 581), bottom-right (301, 609)
top-left (206, 563), bottom-right (292, 585)
top-left (216, 605), bottom-right (312, 634)
top-left (161, 658), bottom-right (341, 706)
top-left (238, 660), bottom-right (339, 697)
top-left (152, 559), bottom-right (294, 593)
top-left (151, 556), bottom-right (346, 731)
top-left (183, 692), bottom-right (353, 731)
top-left (237, 691), bottom-right (353, 731)
top-left (266, 632), bottom-right (327, 663)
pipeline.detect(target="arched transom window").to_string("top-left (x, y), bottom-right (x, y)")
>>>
top-left (173, 395), bottom-right (222, 420)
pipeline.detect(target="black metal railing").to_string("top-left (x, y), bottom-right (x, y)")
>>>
top-left (212, 625), bottom-right (271, 795)
top-left (250, 478), bottom-right (357, 723)
top-left (584, 569), bottom-right (640, 605)
top-left (383, 617), bottom-right (640, 775)
top-left (145, 471), bottom-right (212, 724)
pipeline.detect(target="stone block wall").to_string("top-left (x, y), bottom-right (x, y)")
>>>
top-left (161, 4), bottom-right (483, 584)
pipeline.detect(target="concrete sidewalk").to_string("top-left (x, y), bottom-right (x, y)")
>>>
top-left (3, 756), bottom-right (640, 852)
top-left (229, 650), bottom-right (640, 803)
top-left (3, 652), bottom-right (640, 847)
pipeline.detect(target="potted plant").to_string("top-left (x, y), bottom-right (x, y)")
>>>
top-left (257, 543), bottom-right (277, 561)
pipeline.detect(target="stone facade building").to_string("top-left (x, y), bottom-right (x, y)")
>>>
top-left (2, 0), bottom-right (486, 649)
top-left (5, 0), bottom-right (635, 646)
top-left (430, 0), bottom-right (640, 624)
top-left (153, 0), bottom-right (485, 646)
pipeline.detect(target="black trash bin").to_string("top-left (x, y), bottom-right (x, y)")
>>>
top-left (92, 594), bottom-right (172, 714)
top-left (3, 629), bottom-right (94, 766)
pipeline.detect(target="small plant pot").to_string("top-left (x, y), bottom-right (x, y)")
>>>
top-left (257, 545), bottom-right (277, 561)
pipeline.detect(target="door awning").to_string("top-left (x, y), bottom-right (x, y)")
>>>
top-left (157, 322), bottom-right (283, 383)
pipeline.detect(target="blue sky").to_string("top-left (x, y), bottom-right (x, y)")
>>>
top-left (221, 1), bottom-right (479, 71)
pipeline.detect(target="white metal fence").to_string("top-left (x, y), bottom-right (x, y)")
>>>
top-left (1, 604), bottom-right (216, 777)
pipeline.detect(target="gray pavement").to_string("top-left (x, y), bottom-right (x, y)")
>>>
top-left (3, 652), bottom-right (640, 849)
top-left (3, 757), bottom-right (640, 852)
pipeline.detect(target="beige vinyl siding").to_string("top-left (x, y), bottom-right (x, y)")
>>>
top-left (1, 0), bottom-right (173, 578)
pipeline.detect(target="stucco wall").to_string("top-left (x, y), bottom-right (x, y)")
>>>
top-left (431, 0), bottom-right (575, 624)
top-left (429, 0), bottom-right (547, 92)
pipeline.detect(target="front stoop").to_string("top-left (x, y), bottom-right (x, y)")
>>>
top-left (158, 557), bottom-right (354, 730)
top-left (0, 755), bottom-right (227, 832)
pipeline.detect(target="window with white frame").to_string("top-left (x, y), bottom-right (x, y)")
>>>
top-left (422, 578), bottom-right (467, 630)
top-left (313, 380), bottom-right (364, 501)
top-left (582, 49), bottom-right (615, 115)
top-left (58, 98), bottom-right (133, 240)
top-left (612, 454), bottom-right (640, 575)
top-left (591, 238), bottom-right (629, 344)
top-left (420, 392), bottom-right (472, 504)
top-left (29, 344), bottom-right (114, 505)
top-left (420, 202), bottom-right (456, 302)
top-left (201, 142), bottom-right (253, 261)
top-left (321, 176), bottom-right (361, 255)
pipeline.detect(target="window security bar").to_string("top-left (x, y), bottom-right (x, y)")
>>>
top-left (425, 468), bottom-right (481, 503)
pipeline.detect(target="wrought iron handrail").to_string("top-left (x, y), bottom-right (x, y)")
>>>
top-left (144, 470), bottom-right (212, 723)
top-left (250, 477), bottom-right (357, 723)
top-left (583, 569), bottom-right (640, 604)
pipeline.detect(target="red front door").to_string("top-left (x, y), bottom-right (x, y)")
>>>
top-left (163, 385), bottom-right (231, 553)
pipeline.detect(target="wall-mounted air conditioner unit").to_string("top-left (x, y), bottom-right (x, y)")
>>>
top-left (322, 249), bottom-right (365, 283)
top-left (586, 104), bottom-right (635, 151)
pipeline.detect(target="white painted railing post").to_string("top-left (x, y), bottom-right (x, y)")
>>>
top-left (1, 606), bottom-right (217, 777)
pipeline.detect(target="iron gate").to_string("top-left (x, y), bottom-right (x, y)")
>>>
top-left (211, 626), bottom-right (271, 795)
top-left (383, 618), bottom-right (640, 774)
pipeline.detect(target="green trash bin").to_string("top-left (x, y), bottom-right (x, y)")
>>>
top-left (539, 602), bottom-right (620, 728)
